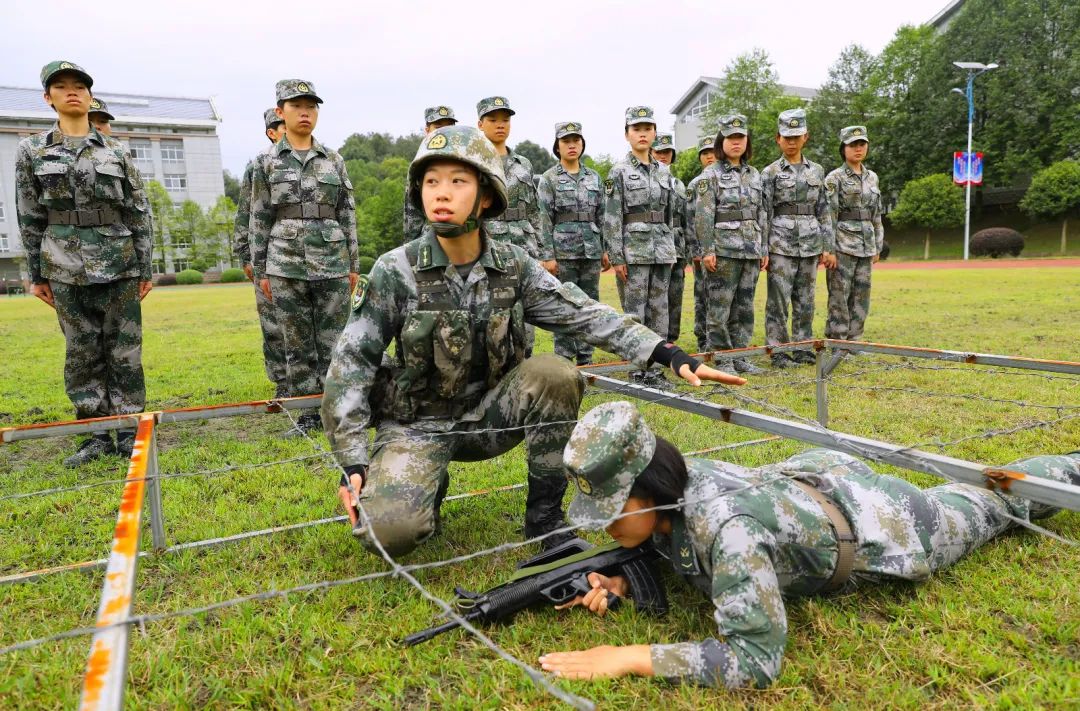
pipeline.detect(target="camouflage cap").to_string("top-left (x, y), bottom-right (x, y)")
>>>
top-left (718, 113), bottom-right (749, 137)
top-left (651, 132), bottom-right (675, 152)
top-left (624, 105), bottom-right (656, 126)
top-left (88, 97), bottom-right (114, 120)
top-left (407, 125), bottom-right (508, 217)
top-left (40, 60), bottom-right (93, 90)
top-left (840, 125), bottom-right (869, 144)
top-left (554, 121), bottom-right (584, 139)
top-left (697, 135), bottom-right (717, 155)
top-left (778, 108), bottom-right (807, 137)
top-left (275, 79), bottom-right (323, 104)
top-left (424, 105), bottom-right (458, 125)
top-left (476, 96), bottom-right (515, 118)
top-left (565, 402), bottom-right (657, 529)
top-left (263, 108), bottom-right (284, 130)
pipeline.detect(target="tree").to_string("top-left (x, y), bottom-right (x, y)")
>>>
top-left (583, 154), bottom-right (613, 181)
top-left (751, 95), bottom-right (812, 170)
top-left (168, 200), bottom-right (223, 272)
top-left (1020, 159), bottom-right (1080, 254)
top-left (223, 169), bottom-right (241, 204)
top-left (888, 174), bottom-right (965, 259)
top-left (701, 49), bottom-right (783, 139)
top-left (513, 140), bottom-right (555, 174)
top-left (356, 178), bottom-right (405, 259)
top-left (671, 148), bottom-right (704, 185)
top-left (145, 180), bottom-right (175, 269)
top-left (340, 132), bottom-right (423, 163)
top-left (813, 44), bottom-right (878, 172)
top-left (207, 195), bottom-right (238, 267)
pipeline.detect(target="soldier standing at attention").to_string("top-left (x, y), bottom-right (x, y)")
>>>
top-left (233, 108), bottom-right (288, 398)
top-left (249, 79), bottom-right (359, 435)
top-left (540, 401), bottom-right (1080, 688)
top-left (603, 106), bottom-right (677, 387)
top-left (824, 126), bottom-right (883, 344)
top-left (761, 109), bottom-right (835, 369)
top-left (87, 97), bottom-right (114, 136)
top-left (650, 133), bottom-right (688, 345)
top-left (684, 136), bottom-right (718, 353)
top-left (321, 126), bottom-right (745, 558)
top-left (403, 105), bottom-right (458, 242)
top-left (536, 122), bottom-right (604, 366)
top-left (16, 61), bottom-right (152, 465)
top-left (695, 115), bottom-right (768, 375)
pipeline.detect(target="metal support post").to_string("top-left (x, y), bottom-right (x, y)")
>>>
top-left (146, 427), bottom-right (166, 551)
top-left (815, 348), bottom-right (829, 428)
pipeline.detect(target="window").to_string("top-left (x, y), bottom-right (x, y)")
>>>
top-left (140, 171), bottom-right (155, 185)
top-left (160, 139), bottom-right (185, 163)
top-left (0, 234), bottom-right (8, 251)
top-left (683, 90), bottom-right (714, 122)
top-left (163, 174), bottom-right (187, 190)
top-left (129, 139), bottom-right (152, 162)
top-left (172, 258), bottom-right (190, 272)
top-left (0, 203), bottom-right (6, 220)
top-left (152, 260), bottom-right (165, 275)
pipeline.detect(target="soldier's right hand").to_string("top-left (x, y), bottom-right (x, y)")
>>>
top-left (554, 572), bottom-right (628, 617)
top-left (337, 469), bottom-right (365, 527)
top-left (30, 283), bottom-right (55, 308)
top-left (601, 252), bottom-right (611, 271)
top-left (760, 255), bottom-right (770, 271)
top-left (613, 264), bottom-right (628, 282)
top-left (259, 278), bottom-right (273, 302)
top-left (243, 264), bottom-right (254, 282)
top-left (703, 255), bottom-right (717, 272)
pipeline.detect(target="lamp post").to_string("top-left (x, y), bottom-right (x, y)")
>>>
top-left (952, 61), bottom-right (998, 260)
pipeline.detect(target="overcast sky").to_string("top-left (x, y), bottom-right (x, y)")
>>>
top-left (5, 0), bottom-right (948, 175)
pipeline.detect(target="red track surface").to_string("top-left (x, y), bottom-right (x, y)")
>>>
top-left (874, 257), bottom-right (1080, 270)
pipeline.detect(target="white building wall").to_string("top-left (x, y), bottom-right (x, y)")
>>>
top-left (0, 132), bottom-right (27, 281)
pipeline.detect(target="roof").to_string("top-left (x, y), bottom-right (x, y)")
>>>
top-left (670, 76), bottom-right (819, 115)
top-left (928, 0), bottom-right (965, 29)
top-left (0, 86), bottom-right (221, 126)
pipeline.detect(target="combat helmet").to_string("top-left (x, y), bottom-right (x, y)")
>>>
top-left (408, 125), bottom-right (508, 237)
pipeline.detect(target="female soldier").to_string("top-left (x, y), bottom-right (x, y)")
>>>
top-left (683, 136), bottom-right (717, 353)
top-left (649, 133), bottom-right (687, 345)
top-left (824, 126), bottom-right (884, 344)
top-left (694, 114), bottom-right (767, 375)
top-left (603, 107), bottom-right (678, 387)
top-left (403, 105), bottom-right (459, 242)
top-left (540, 401), bottom-right (1080, 687)
top-left (761, 109), bottom-right (835, 368)
top-left (537, 122), bottom-right (604, 365)
top-left (321, 126), bottom-right (744, 558)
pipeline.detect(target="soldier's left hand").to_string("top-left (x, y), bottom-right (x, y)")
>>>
top-left (138, 281), bottom-right (153, 301)
top-left (259, 278), bottom-right (273, 302)
top-left (540, 644), bottom-right (653, 680)
top-left (677, 362), bottom-right (746, 387)
top-left (872, 253), bottom-right (880, 264)
top-left (820, 252), bottom-right (838, 269)
top-left (349, 272), bottom-right (360, 293)
top-left (541, 260), bottom-right (559, 276)
top-left (601, 253), bottom-right (611, 271)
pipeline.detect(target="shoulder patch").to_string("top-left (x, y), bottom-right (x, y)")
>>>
top-left (604, 178), bottom-right (615, 196)
top-left (351, 275), bottom-right (370, 311)
top-left (697, 180), bottom-right (710, 195)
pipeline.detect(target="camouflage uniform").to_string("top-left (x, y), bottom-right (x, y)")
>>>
top-left (653, 133), bottom-right (688, 343)
top-left (15, 62), bottom-right (151, 432)
top-left (233, 108), bottom-right (287, 394)
top-left (604, 107), bottom-right (677, 366)
top-left (249, 80), bottom-right (359, 401)
top-left (694, 116), bottom-right (766, 363)
top-left (566, 401), bottom-right (1080, 689)
top-left (825, 126), bottom-right (884, 342)
top-left (321, 126), bottom-right (668, 558)
top-left (537, 122), bottom-right (603, 364)
top-left (403, 105), bottom-right (459, 243)
top-left (684, 137), bottom-right (716, 352)
top-left (761, 109), bottom-right (834, 359)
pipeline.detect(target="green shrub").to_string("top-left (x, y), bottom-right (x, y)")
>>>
top-left (176, 269), bottom-right (204, 285)
top-left (155, 273), bottom-right (177, 286)
top-left (359, 256), bottom-right (376, 274)
top-left (220, 268), bottom-right (246, 283)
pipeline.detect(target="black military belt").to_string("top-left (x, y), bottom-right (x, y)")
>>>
top-left (501, 206), bottom-right (528, 221)
top-left (792, 480), bottom-right (856, 593)
top-left (714, 208), bottom-right (756, 222)
top-left (624, 210), bottom-right (665, 224)
top-left (838, 209), bottom-right (872, 221)
top-left (773, 204), bottom-right (815, 216)
top-left (554, 211), bottom-right (593, 224)
top-left (47, 207), bottom-right (121, 226)
top-left (276, 204), bottom-right (335, 219)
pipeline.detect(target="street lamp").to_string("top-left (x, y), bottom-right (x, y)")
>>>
top-left (952, 61), bottom-right (998, 260)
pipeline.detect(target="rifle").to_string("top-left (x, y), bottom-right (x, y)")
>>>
top-left (402, 537), bottom-right (668, 646)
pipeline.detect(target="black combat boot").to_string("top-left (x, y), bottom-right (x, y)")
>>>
top-left (116, 430), bottom-right (136, 459)
top-left (524, 473), bottom-right (574, 551)
top-left (63, 433), bottom-right (115, 468)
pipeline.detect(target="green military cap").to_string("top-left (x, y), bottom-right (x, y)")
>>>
top-left (477, 96), bottom-right (515, 118)
top-left (652, 132), bottom-right (675, 151)
top-left (88, 97), bottom-right (114, 121)
top-left (424, 105), bottom-right (458, 125)
top-left (275, 79), bottom-right (323, 104)
top-left (264, 108), bottom-right (284, 130)
top-left (554, 121), bottom-right (584, 139)
top-left (624, 105), bottom-right (656, 126)
top-left (778, 108), bottom-right (807, 137)
top-left (718, 113), bottom-right (749, 137)
top-left (840, 125), bottom-right (869, 144)
top-left (697, 135), bottom-right (717, 154)
top-left (565, 402), bottom-right (657, 529)
top-left (40, 60), bottom-right (93, 90)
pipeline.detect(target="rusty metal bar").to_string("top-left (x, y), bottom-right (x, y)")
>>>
top-left (78, 414), bottom-right (155, 711)
top-left (825, 340), bottom-right (1080, 375)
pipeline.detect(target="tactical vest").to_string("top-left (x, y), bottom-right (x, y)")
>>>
top-left (392, 240), bottom-right (527, 421)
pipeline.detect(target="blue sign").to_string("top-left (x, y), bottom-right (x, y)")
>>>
top-left (953, 151), bottom-right (984, 185)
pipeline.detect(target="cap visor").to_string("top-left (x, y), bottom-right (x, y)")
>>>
top-left (779, 128), bottom-right (807, 137)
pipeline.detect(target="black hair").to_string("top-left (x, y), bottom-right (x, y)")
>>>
top-left (552, 135), bottom-right (586, 159)
top-left (839, 140), bottom-right (868, 163)
top-left (628, 436), bottom-right (688, 509)
top-left (713, 130), bottom-right (753, 164)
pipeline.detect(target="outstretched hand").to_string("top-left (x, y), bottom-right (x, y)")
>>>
top-left (539, 644), bottom-right (653, 680)
top-left (676, 362), bottom-right (746, 387)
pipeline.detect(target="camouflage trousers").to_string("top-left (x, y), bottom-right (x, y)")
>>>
top-left (620, 264), bottom-right (671, 346)
top-left (692, 261), bottom-right (707, 352)
top-left (357, 355), bottom-right (585, 557)
top-left (268, 276), bottom-right (350, 397)
top-left (50, 278), bottom-right (145, 420)
top-left (552, 259), bottom-right (601, 364)
top-left (765, 253), bottom-right (818, 354)
top-left (705, 258), bottom-right (759, 351)
top-left (825, 253), bottom-right (872, 341)
top-left (667, 259), bottom-right (687, 342)
top-left (253, 278), bottom-right (286, 388)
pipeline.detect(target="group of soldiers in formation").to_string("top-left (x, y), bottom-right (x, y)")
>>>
top-left (17, 61), bottom-right (1079, 689)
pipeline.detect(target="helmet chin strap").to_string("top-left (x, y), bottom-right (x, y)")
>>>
top-left (430, 192), bottom-right (484, 239)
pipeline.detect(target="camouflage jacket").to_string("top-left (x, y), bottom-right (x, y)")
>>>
top-left (402, 182), bottom-right (426, 244)
top-left (825, 165), bottom-right (884, 258)
top-left (761, 157), bottom-right (834, 257)
top-left (536, 164), bottom-right (603, 261)
top-left (481, 151), bottom-right (544, 259)
top-left (693, 160), bottom-right (768, 260)
top-left (232, 149), bottom-right (275, 266)
top-left (683, 173), bottom-right (704, 259)
top-left (249, 136), bottom-right (359, 280)
top-left (15, 124), bottom-right (151, 285)
top-left (671, 175), bottom-right (689, 261)
top-left (321, 229), bottom-right (664, 468)
top-left (602, 153), bottom-right (677, 266)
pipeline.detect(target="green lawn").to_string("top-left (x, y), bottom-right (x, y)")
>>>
top-left (1, 268), bottom-right (1078, 709)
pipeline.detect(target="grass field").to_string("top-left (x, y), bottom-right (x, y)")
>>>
top-left (1, 267), bottom-right (1078, 709)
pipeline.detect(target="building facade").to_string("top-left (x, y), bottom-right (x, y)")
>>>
top-left (0, 86), bottom-right (225, 283)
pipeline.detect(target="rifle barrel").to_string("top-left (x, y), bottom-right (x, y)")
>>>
top-left (401, 619), bottom-right (461, 647)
